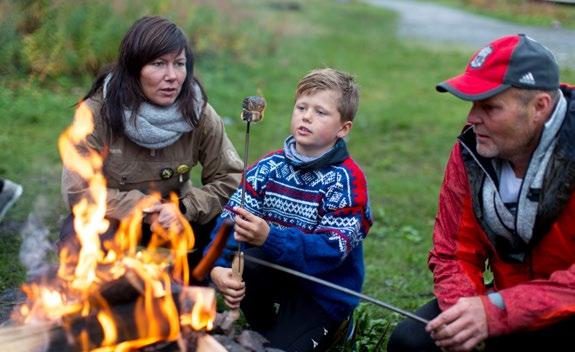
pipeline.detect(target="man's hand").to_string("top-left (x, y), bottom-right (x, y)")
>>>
top-left (210, 266), bottom-right (246, 309)
top-left (426, 296), bottom-right (488, 352)
top-left (233, 206), bottom-right (270, 246)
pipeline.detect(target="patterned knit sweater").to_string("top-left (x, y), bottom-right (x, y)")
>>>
top-left (209, 138), bottom-right (372, 321)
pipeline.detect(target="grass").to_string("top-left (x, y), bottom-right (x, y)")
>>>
top-left (0, 80), bottom-right (80, 291)
top-left (1, 0), bottom-right (574, 349)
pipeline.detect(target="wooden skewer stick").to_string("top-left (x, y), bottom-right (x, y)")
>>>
top-left (231, 96), bottom-right (266, 320)
top-left (229, 251), bottom-right (244, 320)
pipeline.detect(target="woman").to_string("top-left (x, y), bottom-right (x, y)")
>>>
top-left (60, 16), bottom-right (243, 268)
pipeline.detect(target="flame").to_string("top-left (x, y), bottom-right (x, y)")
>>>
top-left (16, 101), bottom-right (217, 350)
top-left (97, 310), bottom-right (118, 346)
top-left (180, 287), bottom-right (217, 331)
top-left (57, 102), bottom-right (109, 292)
top-left (19, 284), bottom-right (82, 323)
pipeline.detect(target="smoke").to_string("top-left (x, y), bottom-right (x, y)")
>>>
top-left (19, 196), bottom-right (55, 279)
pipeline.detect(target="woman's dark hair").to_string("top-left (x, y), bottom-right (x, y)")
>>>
top-left (83, 16), bottom-right (206, 136)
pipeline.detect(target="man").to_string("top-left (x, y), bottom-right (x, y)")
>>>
top-left (388, 34), bottom-right (575, 351)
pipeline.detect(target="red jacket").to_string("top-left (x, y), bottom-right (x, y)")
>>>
top-left (429, 86), bottom-right (575, 336)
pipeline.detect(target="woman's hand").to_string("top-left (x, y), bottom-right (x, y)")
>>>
top-left (210, 266), bottom-right (246, 309)
top-left (233, 206), bottom-right (270, 246)
top-left (144, 202), bottom-right (183, 233)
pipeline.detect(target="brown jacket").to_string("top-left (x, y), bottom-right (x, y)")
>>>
top-left (61, 93), bottom-right (243, 224)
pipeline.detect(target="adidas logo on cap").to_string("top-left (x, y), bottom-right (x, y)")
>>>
top-left (518, 72), bottom-right (536, 86)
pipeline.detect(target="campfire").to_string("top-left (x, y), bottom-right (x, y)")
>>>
top-left (1, 102), bottom-right (246, 351)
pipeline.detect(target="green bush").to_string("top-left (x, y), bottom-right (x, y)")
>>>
top-left (5, 0), bottom-right (271, 81)
top-left (0, 1), bottom-right (23, 75)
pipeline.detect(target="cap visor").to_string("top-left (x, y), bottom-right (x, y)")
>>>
top-left (436, 73), bottom-right (510, 101)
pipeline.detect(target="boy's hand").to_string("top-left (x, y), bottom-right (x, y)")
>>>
top-left (210, 266), bottom-right (246, 309)
top-left (233, 206), bottom-right (270, 246)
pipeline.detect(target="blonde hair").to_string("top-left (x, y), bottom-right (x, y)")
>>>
top-left (295, 68), bottom-right (359, 122)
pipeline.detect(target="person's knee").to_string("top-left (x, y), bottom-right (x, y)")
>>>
top-left (387, 320), bottom-right (416, 352)
top-left (387, 318), bottom-right (438, 352)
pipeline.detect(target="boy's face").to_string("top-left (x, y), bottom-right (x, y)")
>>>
top-left (291, 89), bottom-right (352, 157)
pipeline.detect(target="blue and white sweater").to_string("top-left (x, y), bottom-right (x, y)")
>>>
top-left (208, 137), bottom-right (372, 321)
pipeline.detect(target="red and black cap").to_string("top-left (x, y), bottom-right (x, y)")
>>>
top-left (436, 34), bottom-right (559, 101)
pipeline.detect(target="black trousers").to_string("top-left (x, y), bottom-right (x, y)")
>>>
top-left (387, 299), bottom-right (575, 352)
top-left (57, 213), bottom-right (216, 280)
top-left (240, 248), bottom-right (343, 352)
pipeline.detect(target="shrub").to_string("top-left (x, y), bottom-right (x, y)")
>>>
top-left (0, 1), bottom-right (23, 75)
top-left (6, 0), bottom-right (272, 81)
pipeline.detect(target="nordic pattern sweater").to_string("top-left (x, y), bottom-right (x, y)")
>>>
top-left (209, 139), bottom-right (372, 322)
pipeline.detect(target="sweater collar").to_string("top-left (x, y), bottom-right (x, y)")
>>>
top-left (283, 136), bottom-right (349, 170)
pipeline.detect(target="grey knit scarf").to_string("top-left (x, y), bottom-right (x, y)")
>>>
top-left (284, 135), bottom-right (326, 163)
top-left (283, 135), bottom-right (349, 170)
top-left (103, 74), bottom-right (202, 149)
top-left (482, 90), bottom-right (567, 246)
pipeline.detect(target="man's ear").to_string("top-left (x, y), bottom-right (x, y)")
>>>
top-left (337, 121), bottom-right (353, 138)
top-left (532, 92), bottom-right (554, 123)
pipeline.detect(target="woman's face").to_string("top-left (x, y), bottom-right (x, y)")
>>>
top-left (140, 51), bottom-right (187, 106)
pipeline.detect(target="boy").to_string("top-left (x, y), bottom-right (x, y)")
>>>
top-left (207, 68), bottom-right (372, 351)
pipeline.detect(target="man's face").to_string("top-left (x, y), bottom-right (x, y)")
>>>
top-left (467, 88), bottom-right (542, 166)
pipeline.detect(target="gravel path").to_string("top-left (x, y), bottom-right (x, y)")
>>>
top-left (366, 0), bottom-right (575, 69)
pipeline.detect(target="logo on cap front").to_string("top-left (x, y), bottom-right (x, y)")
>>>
top-left (470, 46), bottom-right (493, 69)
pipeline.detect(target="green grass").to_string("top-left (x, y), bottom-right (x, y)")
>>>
top-left (1, 0), bottom-right (574, 349)
top-left (0, 80), bottom-right (79, 291)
